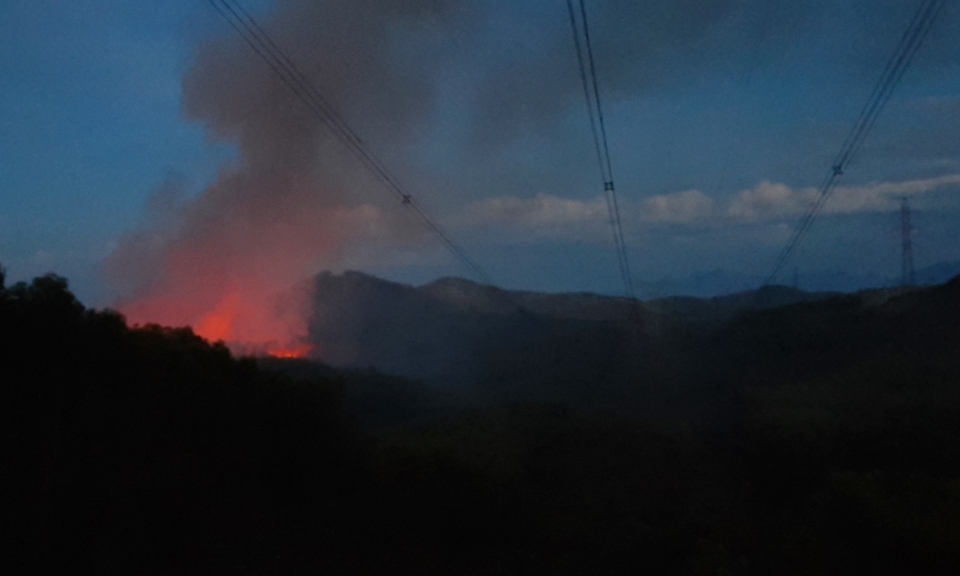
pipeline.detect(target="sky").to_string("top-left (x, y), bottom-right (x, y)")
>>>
top-left (2, 0), bottom-right (960, 317)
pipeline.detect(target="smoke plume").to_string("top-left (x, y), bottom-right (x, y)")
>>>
top-left (106, 0), bottom-right (465, 354)
top-left (106, 0), bottom-right (920, 355)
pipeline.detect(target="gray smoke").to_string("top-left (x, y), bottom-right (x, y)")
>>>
top-left (104, 0), bottom-right (955, 346)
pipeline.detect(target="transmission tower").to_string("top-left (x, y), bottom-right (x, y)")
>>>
top-left (900, 197), bottom-right (915, 287)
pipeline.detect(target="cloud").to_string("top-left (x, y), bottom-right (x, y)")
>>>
top-left (640, 189), bottom-right (715, 224)
top-left (727, 174), bottom-right (960, 221)
top-left (725, 181), bottom-right (815, 221)
top-left (102, 0), bottom-right (960, 347)
top-left (453, 193), bottom-right (610, 242)
top-left (452, 174), bottom-right (960, 243)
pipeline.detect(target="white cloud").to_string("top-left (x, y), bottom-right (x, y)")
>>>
top-left (726, 181), bottom-right (817, 221)
top-left (641, 189), bottom-right (715, 223)
top-left (727, 173), bottom-right (960, 222)
top-left (448, 173), bottom-right (960, 243)
top-left (453, 193), bottom-right (610, 241)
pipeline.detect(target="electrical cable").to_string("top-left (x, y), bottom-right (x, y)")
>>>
top-left (764, 0), bottom-right (946, 285)
top-left (566, 0), bottom-right (638, 304)
top-left (207, 0), bottom-right (510, 297)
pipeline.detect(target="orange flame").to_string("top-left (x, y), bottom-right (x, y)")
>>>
top-left (119, 281), bottom-right (315, 360)
top-left (267, 344), bottom-right (315, 359)
top-left (194, 291), bottom-right (241, 343)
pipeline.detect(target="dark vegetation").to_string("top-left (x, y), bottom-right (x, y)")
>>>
top-left (3, 266), bottom-right (960, 574)
top-left (307, 272), bottom-right (839, 416)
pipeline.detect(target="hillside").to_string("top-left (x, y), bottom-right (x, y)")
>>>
top-left (307, 272), bottom-right (840, 413)
top-left (5, 268), bottom-right (960, 574)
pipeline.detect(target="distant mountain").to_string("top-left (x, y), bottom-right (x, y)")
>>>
top-left (313, 271), bottom-right (835, 330)
top-left (306, 271), bottom-right (843, 413)
top-left (646, 284), bottom-right (841, 325)
top-left (422, 276), bottom-right (638, 322)
top-left (308, 271), bottom-right (640, 395)
top-left (916, 261), bottom-right (960, 286)
top-left (701, 275), bottom-right (960, 387)
top-left (646, 263), bottom-right (960, 297)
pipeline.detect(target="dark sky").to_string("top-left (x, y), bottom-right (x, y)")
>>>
top-left (2, 0), bottom-right (960, 306)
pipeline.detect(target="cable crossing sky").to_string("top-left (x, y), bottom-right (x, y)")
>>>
top-left (764, 0), bottom-right (948, 286)
top-left (565, 0), bottom-right (637, 303)
top-left (206, 0), bottom-right (501, 290)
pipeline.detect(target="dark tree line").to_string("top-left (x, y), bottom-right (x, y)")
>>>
top-left (3, 268), bottom-right (960, 574)
top-left (0, 272), bottom-right (729, 574)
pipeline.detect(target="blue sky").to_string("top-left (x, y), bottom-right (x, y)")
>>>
top-left (2, 0), bottom-right (960, 307)
top-left (0, 0), bottom-right (222, 299)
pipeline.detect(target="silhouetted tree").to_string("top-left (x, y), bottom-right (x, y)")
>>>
top-left (4, 267), bottom-right (960, 575)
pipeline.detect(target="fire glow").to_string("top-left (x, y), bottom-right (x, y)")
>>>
top-left (267, 344), bottom-right (314, 359)
top-left (118, 278), bottom-right (316, 360)
top-left (103, 0), bottom-right (389, 359)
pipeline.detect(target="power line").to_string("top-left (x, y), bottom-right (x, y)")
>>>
top-left (566, 0), bottom-right (637, 303)
top-left (206, 0), bottom-right (503, 291)
top-left (764, 0), bottom-right (946, 286)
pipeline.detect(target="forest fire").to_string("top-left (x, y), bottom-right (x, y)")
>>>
top-left (102, 0), bottom-right (390, 366)
top-left (267, 344), bottom-right (314, 359)
top-left (117, 280), bottom-right (316, 360)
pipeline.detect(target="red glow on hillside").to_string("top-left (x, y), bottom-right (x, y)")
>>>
top-left (104, 183), bottom-right (332, 358)
top-left (268, 344), bottom-right (314, 360)
top-left (119, 280), bottom-right (315, 360)
top-left (195, 291), bottom-right (242, 343)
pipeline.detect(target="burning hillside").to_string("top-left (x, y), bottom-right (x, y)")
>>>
top-left (103, 0), bottom-right (444, 354)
